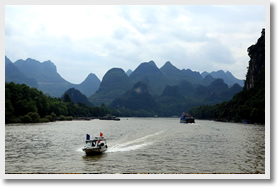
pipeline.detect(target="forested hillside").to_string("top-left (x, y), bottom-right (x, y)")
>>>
top-left (5, 82), bottom-right (113, 124)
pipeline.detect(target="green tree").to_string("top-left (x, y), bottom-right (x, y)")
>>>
top-left (62, 93), bottom-right (72, 103)
top-left (27, 112), bottom-right (40, 123)
top-left (5, 82), bottom-right (117, 124)
top-left (20, 114), bottom-right (32, 123)
top-left (5, 88), bottom-right (14, 122)
top-left (49, 101), bottom-right (68, 116)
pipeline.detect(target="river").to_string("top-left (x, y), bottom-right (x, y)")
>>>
top-left (5, 118), bottom-right (265, 174)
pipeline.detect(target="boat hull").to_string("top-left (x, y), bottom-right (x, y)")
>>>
top-left (180, 118), bottom-right (195, 123)
top-left (82, 147), bottom-right (107, 155)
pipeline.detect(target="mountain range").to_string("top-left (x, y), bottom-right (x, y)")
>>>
top-left (89, 60), bottom-right (243, 115)
top-left (5, 56), bottom-right (244, 116)
top-left (201, 70), bottom-right (244, 87)
top-left (5, 56), bottom-right (100, 97)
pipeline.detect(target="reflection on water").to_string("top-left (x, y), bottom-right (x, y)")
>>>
top-left (5, 119), bottom-right (265, 174)
top-left (82, 154), bottom-right (106, 161)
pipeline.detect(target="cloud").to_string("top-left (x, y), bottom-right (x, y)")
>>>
top-left (201, 38), bottom-right (235, 65)
top-left (5, 5), bottom-right (265, 83)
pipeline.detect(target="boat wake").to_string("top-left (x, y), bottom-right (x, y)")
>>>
top-left (76, 147), bottom-right (84, 152)
top-left (106, 131), bottom-right (164, 153)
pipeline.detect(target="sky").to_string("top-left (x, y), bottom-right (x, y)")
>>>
top-left (5, 5), bottom-right (265, 84)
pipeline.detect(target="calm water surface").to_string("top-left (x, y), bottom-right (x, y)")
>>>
top-left (5, 118), bottom-right (265, 174)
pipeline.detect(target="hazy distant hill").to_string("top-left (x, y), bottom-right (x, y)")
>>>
top-left (160, 61), bottom-right (183, 81)
top-left (5, 57), bottom-right (100, 98)
top-left (201, 70), bottom-right (244, 87)
top-left (62, 88), bottom-right (93, 106)
top-left (160, 61), bottom-right (203, 85)
top-left (89, 68), bottom-right (132, 106)
top-left (200, 78), bottom-right (242, 103)
top-left (129, 61), bottom-right (169, 96)
top-left (201, 75), bottom-right (216, 86)
top-left (156, 77), bottom-right (242, 116)
top-left (5, 56), bottom-right (38, 88)
top-left (110, 81), bottom-right (157, 112)
top-left (181, 69), bottom-right (203, 84)
top-left (5, 56), bottom-right (12, 66)
top-left (11, 58), bottom-right (72, 97)
top-left (75, 73), bottom-right (100, 97)
top-left (126, 69), bottom-right (133, 76)
top-left (14, 58), bottom-right (67, 83)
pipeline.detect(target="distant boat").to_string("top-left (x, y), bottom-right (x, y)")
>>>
top-left (82, 133), bottom-right (108, 155)
top-left (99, 114), bottom-right (120, 121)
top-left (180, 112), bottom-right (195, 123)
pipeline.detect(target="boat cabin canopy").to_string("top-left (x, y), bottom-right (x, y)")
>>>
top-left (85, 139), bottom-right (106, 142)
top-left (85, 138), bottom-right (106, 147)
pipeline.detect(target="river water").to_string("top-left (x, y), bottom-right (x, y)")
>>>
top-left (5, 118), bottom-right (265, 174)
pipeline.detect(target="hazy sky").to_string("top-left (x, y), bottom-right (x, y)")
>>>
top-left (5, 5), bottom-right (265, 84)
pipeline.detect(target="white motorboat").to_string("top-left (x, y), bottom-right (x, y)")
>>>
top-left (82, 133), bottom-right (108, 155)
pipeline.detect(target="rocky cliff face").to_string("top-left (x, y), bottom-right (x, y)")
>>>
top-left (206, 29), bottom-right (266, 124)
top-left (245, 29), bottom-right (265, 90)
